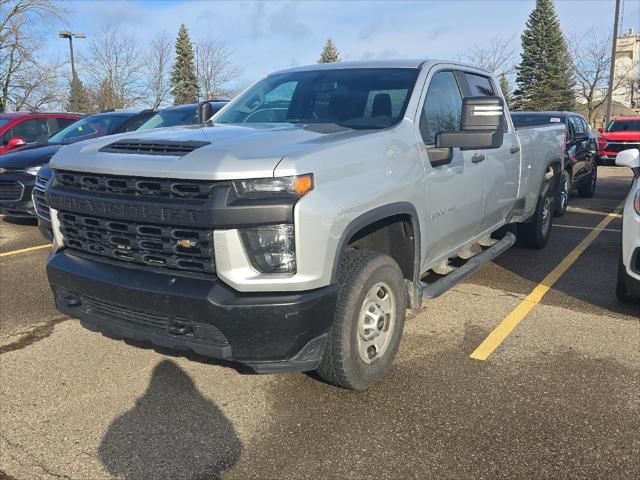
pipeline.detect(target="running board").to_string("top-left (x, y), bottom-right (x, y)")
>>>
top-left (421, 232), bottom-right (516, 300)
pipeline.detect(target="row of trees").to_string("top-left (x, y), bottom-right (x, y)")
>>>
top-left (1, 1), bottom-right (241, 113)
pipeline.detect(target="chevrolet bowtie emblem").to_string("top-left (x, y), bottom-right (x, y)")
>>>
top-left (0, 168), bottom-right (6, 174)
top-left (177, 239), bottom-right (197, 248)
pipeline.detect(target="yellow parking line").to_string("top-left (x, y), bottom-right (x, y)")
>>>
top-left (0, 244), bottom-right (51, 257)
top-left (566, 206), bottom-right (623, 218)
top-left (469, 201), bottom-right (624, 361)
top-left (555, 224), bottom-right (622, 233)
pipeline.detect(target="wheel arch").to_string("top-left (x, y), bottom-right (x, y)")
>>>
top-left (330, 202), bottom-right (421, 284)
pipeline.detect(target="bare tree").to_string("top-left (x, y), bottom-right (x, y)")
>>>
top-left (1, 0), bottom-right (67, 111)
top-left (195, 36), bottom-right (241, 100)
top-left (462, 35), bottom-right (516, 75)
top-left (81, 27), bottom-right (145, 108)
top-left (569, 30), bottom-right (637, 125)
top-left (144, 31), bottom-right (173, 109)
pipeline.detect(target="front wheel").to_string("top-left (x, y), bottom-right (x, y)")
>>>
top-left (517, 189), bottom-right (554, 249)
top-left (577, 164), bottom-right (597, 198)
top-left (554, 170), bottom-right (570, 217)
top-left (315, 249), bottom-right (407, 390)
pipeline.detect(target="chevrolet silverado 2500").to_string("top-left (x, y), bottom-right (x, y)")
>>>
top-left (45, 60), bottom-right (565, 390)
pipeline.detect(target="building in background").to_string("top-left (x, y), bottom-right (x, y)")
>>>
top-left (613, 28), bottom-right (640, 112)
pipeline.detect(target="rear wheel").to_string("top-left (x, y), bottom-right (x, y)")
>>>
top-left (315, 249), bottom-right (406, 390)
top-left (554, 169), bottom-right (570, 217)
top-left (518, 189), bottom-right (554, 249)
top-left (577, 164), bottom-right (597, 198)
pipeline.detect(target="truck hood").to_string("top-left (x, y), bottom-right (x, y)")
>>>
top-left (0, 144), bottom-right (61, 170)
top-left (50, 123), bottom-right (362, 180)
top-left (599, 131), bottom-right (640, 142)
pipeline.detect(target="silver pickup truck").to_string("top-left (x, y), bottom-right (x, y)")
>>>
top-left (45, 60), bottom-right (565, 389)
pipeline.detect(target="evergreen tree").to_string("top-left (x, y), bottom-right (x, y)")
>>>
top-left (318, 38), bottom-right (341, 63)
top-left (66, 75), bottom-right (92, 113)
top-left (499, 73), bottom-right (512, 109)
top-left (170, 24), bottom-right (198, 104)
top-left (513, 0), bottom-right (574, 111)
top-left (97, 78), bottom-right (123, 111)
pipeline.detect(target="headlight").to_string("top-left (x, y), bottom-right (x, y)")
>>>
top-left (634, 190), bottom-right (640, 215)
top-left (25, 165), bottom-right (43, 176)
top-left (240, 224), bottom-right (296, 273)
top-left (233, 174), bottom-right (313, 199)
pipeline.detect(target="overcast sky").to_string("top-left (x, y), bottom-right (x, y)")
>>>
top-left (57, 0), bottom-right (640, 87)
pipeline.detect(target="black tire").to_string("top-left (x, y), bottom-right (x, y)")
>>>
top-left (577, 164), bottom-right (597, 198)
top-left (554, 169), bottom-right (570, 217)
top-left (315, 249), bottom-right (407, 390)
top-left (517, 190), bottom-right (554, 249)
top-left (616, 254), bottom-right (637, 303)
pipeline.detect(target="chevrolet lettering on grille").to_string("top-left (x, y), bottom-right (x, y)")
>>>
top-left (48, 193), bottom-right (202, 225)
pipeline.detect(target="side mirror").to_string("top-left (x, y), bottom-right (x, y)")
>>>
top-left (615, 148), bottom-right (640, 177)
top-left (197, 102), bottom-right (213, 123)
top-left (436, 96), bottom-right (505, 150)
top-left (6, 137), bottom-right (26, 151)
top-left (597, 127), bottom-right (604, 134)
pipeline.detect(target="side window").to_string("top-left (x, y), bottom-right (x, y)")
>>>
top-left (10, 118), bottom-right (50, 143)
top-left (464, 73), bottom-right (495, 96)
top-left (570, 116), bottom-right (585, 136)
top-left (55, 118), bottom-right (78, 131)
top-left (579, 117), bottom-right (590, 134)
top-left (419, 71), bottom-right (463, 144)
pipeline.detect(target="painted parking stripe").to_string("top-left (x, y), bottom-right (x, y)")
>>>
top-left (0, 244), bottom-right (51, 257)
top-left (469, 201), bottom-right (624, 361)
top-left (566, 206), bottom-right (623, 218)
top-left (554, 224), bottom-right (622, 233)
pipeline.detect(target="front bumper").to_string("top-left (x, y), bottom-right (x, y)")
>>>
top-left (47, 250), bottom-right (338, 373)
top-left (0, 171), bottom-right (35, 217)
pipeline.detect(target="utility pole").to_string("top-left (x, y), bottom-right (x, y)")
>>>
top-left (59, 30), bottom-right (86, 79)
top-left (604, 0), bottom-right (621, 126)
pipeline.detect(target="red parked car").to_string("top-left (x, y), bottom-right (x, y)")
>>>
top-left (597, 117), bottom-right (640, 164)
top-left (0, 112), bottom-right (83, 154)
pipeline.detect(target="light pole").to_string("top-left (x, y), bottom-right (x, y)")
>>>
top-left (604, 0), bottom-right (621, 126)
top-left (59, 30), bottom-right (86, 79)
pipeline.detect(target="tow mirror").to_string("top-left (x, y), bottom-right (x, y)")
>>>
top-left (436, 96), bottom-right (505, 150)
top-left (198, 102), bottom-right (213, 123)
top-left (6, 137), bottom-right (26, 151)
top-left (615, 148), bottom-right (640, 178)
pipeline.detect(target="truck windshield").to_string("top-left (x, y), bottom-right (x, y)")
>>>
top-left (606, 119), bottom-right (640, 132)
top-left (214, 68), bottom-right (419, 130)
top-left (137, 108), bottom-right (197, 131)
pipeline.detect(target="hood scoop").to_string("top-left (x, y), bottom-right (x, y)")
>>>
top-left (99, 139), bottom-right (210, 156)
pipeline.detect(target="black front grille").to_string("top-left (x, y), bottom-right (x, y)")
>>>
top-left (99, 139), bottom-right (210, 156)
top-left (81, 295), bottom-right (228, 343)
top-left (56, 170), bottom-right (215, 200)
top-left (32, 185), bottom-right (50, 220)
top-left (603, 142), bottom-right (640, 153)
top-left (58, 211), bottom-right (215, 275)
top-left (0, 180), bottom-right (23, 200)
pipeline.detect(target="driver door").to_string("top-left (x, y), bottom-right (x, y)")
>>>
top-left (417, 70), bottom-right (484, 265)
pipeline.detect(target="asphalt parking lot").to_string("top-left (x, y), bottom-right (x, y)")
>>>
top-left (0, 166), bottom-right (638, 480)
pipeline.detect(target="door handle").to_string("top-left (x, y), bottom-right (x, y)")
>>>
top-left (471, 153), bottom-right (485, 163)
top-left (509, 145), bottom-right (520, 154)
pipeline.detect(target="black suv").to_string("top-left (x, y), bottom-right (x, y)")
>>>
top-left (511, 111), bottom-right (598, 217)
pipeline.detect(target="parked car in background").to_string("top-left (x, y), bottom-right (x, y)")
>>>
top-left (0, 112), bottom-right (83, 154)
top-left (136, 100), bottom-right (229, 131)
top-left (0, 109), bottom-right (154, 220)
top-left (597, 117), bottom-right (640, 165)
top-left (511, 111), bottom-right (598, 217)
top-left (615, 148), bottom-right (640, 302)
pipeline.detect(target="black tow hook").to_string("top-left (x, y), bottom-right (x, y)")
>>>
top-left (168, 320), bottom-right (193, 335)
top-left (62, 294), bottom-right (82, 307)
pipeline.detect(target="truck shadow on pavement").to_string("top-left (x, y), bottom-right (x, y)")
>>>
top-left (98, 359), bottom-right (241, 480)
